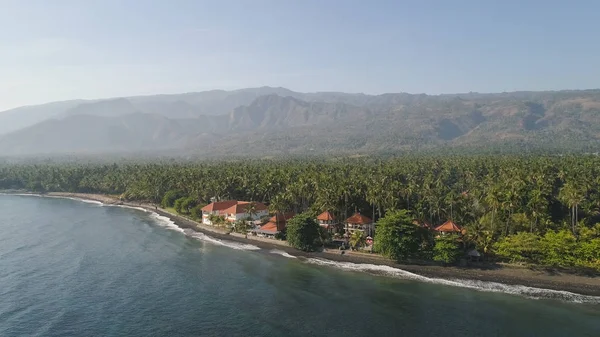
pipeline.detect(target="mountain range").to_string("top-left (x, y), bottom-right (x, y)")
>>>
top-left (1, 87), bottom-right (600, 157)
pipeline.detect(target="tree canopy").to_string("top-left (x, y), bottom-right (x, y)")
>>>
top-left (374, 210), bottom-right (425, 261)
top-left (3, 154), bottom-right (600, 269)
top-left (286, 213), bottom-right (321, 252)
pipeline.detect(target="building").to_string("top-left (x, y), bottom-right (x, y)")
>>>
top-left (317, 211), bottom-right (338, 233)
top-left (345, 212), bottom-right (374, 236)
top-left (253, 212), bottom-right (295, 238)
top-left (434, 220), bottom-right (462, 235)
top-left (201, 200), bottom-right (268, 226)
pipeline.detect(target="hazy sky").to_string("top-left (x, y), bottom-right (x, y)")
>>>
top-left (1, 0), bottom-right (600, 111)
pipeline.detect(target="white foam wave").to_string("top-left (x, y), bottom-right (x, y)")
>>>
top-left (107, 204), bottom-right (150, 213)
top-left (305, 258), bottom-right (600, 304)
top-left (184, 230), bottom-right (260, 251)
top-left (149, 212), bottom-right (185, 233)
top-left (65, 197), bottom-right (103, 206)
top-left (270, 249), bottom-right (297, 259)
top-left (1, 193), bottom-right (43, 197)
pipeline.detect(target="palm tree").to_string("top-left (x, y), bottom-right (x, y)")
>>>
top-left (349, 231), bottom-right (366, 250)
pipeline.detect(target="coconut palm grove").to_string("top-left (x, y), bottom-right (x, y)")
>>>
top-left (1, 154), bottom-right (600, 270)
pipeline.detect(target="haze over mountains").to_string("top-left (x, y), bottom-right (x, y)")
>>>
top-left (1, 87), bottom-right (600, 157)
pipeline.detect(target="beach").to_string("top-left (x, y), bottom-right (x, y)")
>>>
top-left (26, 192), bottom-right (598, 297)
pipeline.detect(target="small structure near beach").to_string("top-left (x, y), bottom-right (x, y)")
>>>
top-left (345, 213), bottom-right (374, 236)
top-left (434, 220), bottom-right (462, 235)
top-left (252, 212), bottom-right (295, 238)
top-left (316, 211), bottom-right (338, 233)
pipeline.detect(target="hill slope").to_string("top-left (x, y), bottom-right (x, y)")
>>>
top-left (2, 89), bottom-right (600, 156)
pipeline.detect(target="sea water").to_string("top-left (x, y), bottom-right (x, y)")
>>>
top-left (0, 194), bottom-right (598, 337)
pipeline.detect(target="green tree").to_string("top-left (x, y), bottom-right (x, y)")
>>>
top-left (190, 205), bottom-right (203, 220)
top-left (161, 190), bottom-right (182, 208)
top-left (373, 210), bottom-right (422, 261)
top-left (349, 231), bottom-right (366, 250)
top-left (433, 235), bottom-right (462, 264)
top-left (180, 197), bottom-right (198, 214)
top-left (174, 197), bottom-right (186, 214)
top-left (286, 213), bottom-right (321, 252)
top-left (540, 230), bottom-right (577, 267)
top-left (493, 232), bottom-right (542, 263)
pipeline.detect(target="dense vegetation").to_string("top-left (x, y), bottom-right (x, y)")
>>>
top-left (1, 155), bottom-right (600, 270)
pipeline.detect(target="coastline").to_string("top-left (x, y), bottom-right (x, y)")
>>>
top-left (5, 191), bottom-right (600, 298)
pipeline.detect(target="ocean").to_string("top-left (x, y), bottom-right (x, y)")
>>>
top-left (0, 194), bottom-right (598, 337)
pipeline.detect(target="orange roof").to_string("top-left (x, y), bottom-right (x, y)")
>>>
top-left (260, 222), bottom-right (279, 233)
top-left (222, 201), bottom-right (267, 215)
top-left (201, 200), bottom-right (238, 212)
top-left (317, 211), bottom-right (336, 221)
top-left (202, 200), bottom-right (266, 214)
top-left (269, 212), bottom-right (295, 223)
top-left (434, 221), bottom-right (462, 233)
top-left (346, 213), bottom-right (372, 224)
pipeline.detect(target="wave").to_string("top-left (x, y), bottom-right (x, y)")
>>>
top-left (148, 212), bottom-right (185, 233)
top-left (305, 258), bottom-right (600, 304)
top-left (3, 193), bottom-right (104, 206)
top-left (270, 249), bottom-right (297, 259)
top-left (65, 197), bottom-right (103, 206)
top-left (107, 204), bottom-right (150, 213)
top-left (184, 229), bottom-right (261, 251)
top-left (1, 192), bottom-right (43, 197)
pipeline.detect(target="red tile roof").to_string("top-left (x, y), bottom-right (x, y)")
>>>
top-left (434, 221), bottom-right (462, 233)
top-left (201, 200), bottom-right (238, 212)
top-left (222, 201), bottom-right (267, 215)
top-left (317, 211), bottom-right (335, 221)
top-left (260, 222), bottom-right (279, 233)
top-left (269, 212), bottom-right (295, 223)
top-left (201, 200), bottom-right (267, 214)
top-left (346, 213), bottom-right (372, 224)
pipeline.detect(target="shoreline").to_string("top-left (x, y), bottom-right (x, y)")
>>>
top-left (4, 191), bottom-right (600, 298)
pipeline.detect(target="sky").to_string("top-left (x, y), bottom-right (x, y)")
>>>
top-left (1, 0), bottom-right (600, 111)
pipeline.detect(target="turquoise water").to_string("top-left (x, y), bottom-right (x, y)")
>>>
top-left (0, 194), bottom-right (599, 337)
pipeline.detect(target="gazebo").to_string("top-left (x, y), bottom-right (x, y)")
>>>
top-left (434, 220), bottom-right (462, 235)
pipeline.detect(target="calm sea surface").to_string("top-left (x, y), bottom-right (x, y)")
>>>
top-left (0, 194), bottom-right (599, 337)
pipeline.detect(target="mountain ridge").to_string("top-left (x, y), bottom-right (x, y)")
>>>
top-left (2, 88), bottom-right (600, 157)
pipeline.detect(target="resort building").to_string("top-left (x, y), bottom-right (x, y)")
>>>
top-left (317, 211), bottom-right (338, 233)
top-left (345, 212), bottom-right (374, 236)
top-left (253, 212), bottom-right (295, 238)
top-left (201, 200), bottom-right (268, 225)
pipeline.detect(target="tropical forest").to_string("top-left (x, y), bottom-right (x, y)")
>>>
top-left (1, 155), bottom-right (600, 270)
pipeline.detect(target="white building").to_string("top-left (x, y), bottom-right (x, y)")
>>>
top-left (201, 200), bottom-right (268, 225)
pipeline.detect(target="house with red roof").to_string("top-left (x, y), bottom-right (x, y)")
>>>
top-left (345, 212), bottom-right (374, 236)
top-left (253, 212), bottom-right (295, 238)
top-left (201, 200), bottom-right (268, 225)
top-left (317, 211), bottom-right (339, 233)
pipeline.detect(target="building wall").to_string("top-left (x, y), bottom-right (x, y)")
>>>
top-left (204, 209), bottom-right (268, 225)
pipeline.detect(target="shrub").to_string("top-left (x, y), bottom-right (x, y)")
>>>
top-left (493, 232), bottom-right (542, 263)
top-left (433, 234), bottom-right (462, 264)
